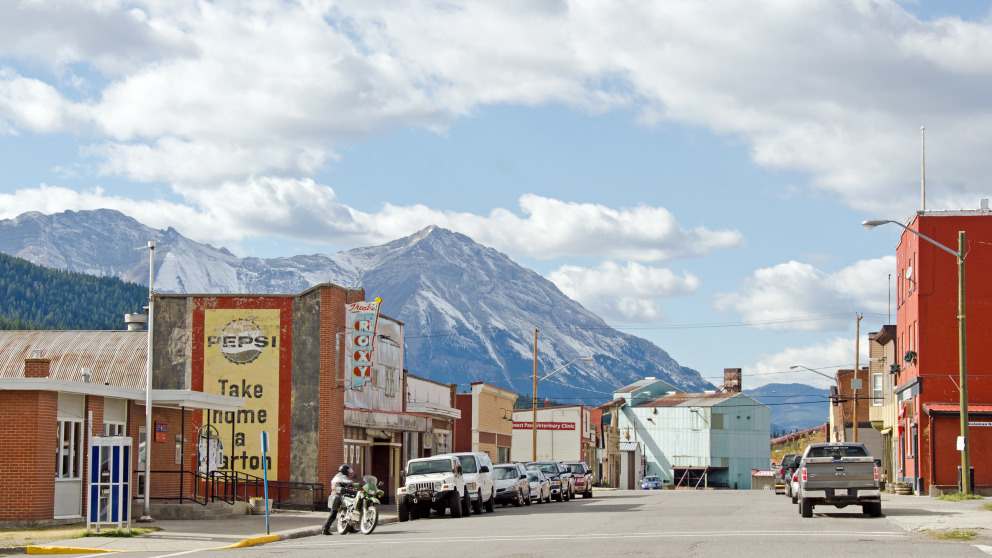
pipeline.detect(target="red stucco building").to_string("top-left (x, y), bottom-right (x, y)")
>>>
top-left (892, 207), bottom-right (992, 494)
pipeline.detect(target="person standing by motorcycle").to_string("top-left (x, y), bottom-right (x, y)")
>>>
top-left (322, 464), bottom-right (356, 535)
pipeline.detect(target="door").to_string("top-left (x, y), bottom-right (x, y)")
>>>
top-left (55, 417), bottom-right (83, 517)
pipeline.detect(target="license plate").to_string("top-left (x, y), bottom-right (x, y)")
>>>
top-left (835, 489), bottom-right (848, 496)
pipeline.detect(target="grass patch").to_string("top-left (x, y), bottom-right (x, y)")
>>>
top-left (76, 527), bottom-right (159, 538)
top-left (937, 492), bottom-right (984, 502)
top-left (981, 503), bottom-right (992, 512)
top-left (0, 526), bottom-right (87, 547)
top-left (925, 529), bottom-right (980, 541)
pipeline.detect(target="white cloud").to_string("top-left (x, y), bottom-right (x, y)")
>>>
top-left (547, 261), bottom-right (701, 322)
top-left (714, 257), bottom-right (895, 330)
top-left (3, 1), bottom-right (992, 212)
top-left (746, 336), bottom-right (870, 390)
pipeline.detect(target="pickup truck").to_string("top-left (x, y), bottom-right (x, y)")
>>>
top-left (795, 442), bottom-right (881, 518)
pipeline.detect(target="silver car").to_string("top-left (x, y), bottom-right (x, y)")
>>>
top-left (526, 470), bottom-right (551, 504)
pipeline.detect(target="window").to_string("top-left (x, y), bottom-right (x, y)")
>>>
top-left (872, 373), bottom-right (883, 407)
top-left (103, 423), bottom-right (125, 436)
top-left (56, 420), bottom-right (83, 479)
top-left (384, 367), bottom-right (397, 397)
top-left (497, 446), bottom-right (510, 463)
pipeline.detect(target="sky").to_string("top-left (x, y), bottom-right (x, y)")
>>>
top-left (2, 0), bottom-right (992, 392)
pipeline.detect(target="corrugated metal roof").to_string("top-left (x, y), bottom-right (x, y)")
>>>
top-left (638, 392), bottom-right (735, 407)
top-left (924, 403), bottom-right (992, 415)
top-left (619, 441), bottom-right (639, 452)
top-left (0, 331), bottom-right (147, 389)
top-left (614, 379), bottom-right (657, 393)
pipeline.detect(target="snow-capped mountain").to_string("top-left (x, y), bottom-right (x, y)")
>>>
top-left (0, 209), bottom-right (713, 402)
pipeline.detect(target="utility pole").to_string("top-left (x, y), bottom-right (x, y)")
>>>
top-left (854, 314), bottom-right (862, 443)
top-left (532, 326), bottom-right (538, 462)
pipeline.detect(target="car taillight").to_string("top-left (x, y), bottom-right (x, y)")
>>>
top-left (874, 467), bottom-right (880, 482)
top-left (801, 468), bottom-right (807, 482)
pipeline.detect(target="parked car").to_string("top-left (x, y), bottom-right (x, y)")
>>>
top-left (641, 475), bottom-right (664, 490)
top-left (565, 461), bottom-right (594, 498)
top-left (775, 453), bottom-right (797, 494)
top-left (436, 452), bottom-right (496, 514)
top-left (396, 455), bottom-right (470, 521)
top-left (526, 470), bottom-right (551, 504)
top-left (525, 461), bottom-right (570, 501)
top-left (493, 463), bottom-right (531, 507)
top-left (790, 471), bottom-right (800, 504)
top-left (557, 461), bottom-right (576, 500)
top-left (781, 453), bottom-right (803, 499)
top-left (795, 442), bottom-right (881, 518)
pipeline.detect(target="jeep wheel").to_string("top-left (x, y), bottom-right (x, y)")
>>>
top-left (449, 490), bottom-right (463, 518)
top-left (397, 499), bottom-right (410, 522)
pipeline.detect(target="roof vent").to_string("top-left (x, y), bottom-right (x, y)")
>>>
top-left (81, 367), bottom-right (91, 383)
top-left (666, 391), bottom-right (676, 395)
top-left (645, 377), bottom-right (656, 380)
top-left (704, 390), bottom-right (717, 394)
top-left (124, 313), bottom-right (149, 331)
top-left (983, 198), bottom-right (989, 210)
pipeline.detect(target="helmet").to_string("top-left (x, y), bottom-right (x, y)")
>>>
top-left (339, 464), bottom-right (352, 475)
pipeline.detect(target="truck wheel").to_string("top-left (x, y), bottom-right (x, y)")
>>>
top-left (397, 499), bottom-right (410, 522)
top-left (864, 502), bottom-right (882, 517)
top-left (462, 490), bottom-right (471, 516)
top-left (485, 490), bottom-right (495, 513)
top-left (800, 498), bottom-right (813, 518)
top-left (472, 490), bottom-right (483, 514)
top-left (449, 490), bottom-right (463, 518)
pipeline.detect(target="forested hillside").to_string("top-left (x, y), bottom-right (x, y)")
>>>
top-left (0, 252), bottom-right (147, 330)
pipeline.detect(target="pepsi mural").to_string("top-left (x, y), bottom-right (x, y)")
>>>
top-left (204, 309), bottom-right (281, 472)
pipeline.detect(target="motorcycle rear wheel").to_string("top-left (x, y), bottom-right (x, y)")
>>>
top-left (336, 514), bottom-right (355, 534)
top-left (360, 506), bottom-right (379, 535)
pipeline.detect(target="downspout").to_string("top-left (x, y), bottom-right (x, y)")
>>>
top-left (928, 412), bottom-right (935, 495)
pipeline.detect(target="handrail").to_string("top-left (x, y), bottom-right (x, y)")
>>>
top-left (137, 469), bottom-right (325, 510)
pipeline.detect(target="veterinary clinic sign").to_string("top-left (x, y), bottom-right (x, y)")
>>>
top-left (513, 422), bottom-right (577, 430)
top-left (346, 299), bottom-right (381, 389)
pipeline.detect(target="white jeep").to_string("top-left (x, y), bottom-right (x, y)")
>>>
top-left (396, 456), bottom-right (471, 521)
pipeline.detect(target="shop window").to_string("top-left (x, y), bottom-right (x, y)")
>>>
top-left (56, 420), bottom-right (83, 479)
top-left (871, 374), bottom-right (883, 407)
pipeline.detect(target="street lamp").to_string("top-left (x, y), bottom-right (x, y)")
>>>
top-left (532, 355), bottom-right (594, 461)
top-left (863, 219), bottom-right (970, 495)
top-left (790, 364), bottom-right (848, 439)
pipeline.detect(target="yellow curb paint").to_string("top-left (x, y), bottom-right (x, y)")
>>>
top-left (216, 535), bottom-right (281, 549)
top-left (26, 546), bottom-right (122, 554)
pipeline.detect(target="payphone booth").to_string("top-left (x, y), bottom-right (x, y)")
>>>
top-left (87, 436), bottom-right (132, 532)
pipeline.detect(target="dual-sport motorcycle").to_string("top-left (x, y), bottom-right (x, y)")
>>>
top-left (336, 475), bottom-right (384, 535)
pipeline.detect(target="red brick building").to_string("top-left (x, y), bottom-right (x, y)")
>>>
top-left (892, 207), bottom-right (992, 494)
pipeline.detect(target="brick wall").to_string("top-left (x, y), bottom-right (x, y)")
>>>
top-left (0, 390), bottom-right (58, 522)
top-left (129, 403), bottom-right (197, 501)
top-left (317, 288), bottom-right (362, 488)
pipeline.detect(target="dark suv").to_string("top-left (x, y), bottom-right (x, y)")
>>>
top-left (775, 453), bottom-right (797, 494)
top-left (526, 461), bottom-right (571, 502)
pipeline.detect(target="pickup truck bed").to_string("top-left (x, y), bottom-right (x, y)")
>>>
top-left (797, 443), bottom-right (881, 518)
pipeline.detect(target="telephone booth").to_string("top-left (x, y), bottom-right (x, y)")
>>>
top-left (87, 436), bottom-right (132, 532)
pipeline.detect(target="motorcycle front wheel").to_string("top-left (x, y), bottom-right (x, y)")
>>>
top-left (360, 506), bottom-right (379, 535)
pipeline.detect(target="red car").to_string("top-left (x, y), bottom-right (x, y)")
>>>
top-left (565, 462), bottom-right (594, 498)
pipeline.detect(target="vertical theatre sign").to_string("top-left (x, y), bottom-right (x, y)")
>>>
top-left (346, 299), bottom-right (381, 389)
top-left (204, 309), bottom-right (280, 474)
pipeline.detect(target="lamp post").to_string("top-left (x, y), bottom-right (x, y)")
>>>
top-left (141, 241), bottom-right (155, 521)
top-left (863, 219), bottom-right (970, 495)
top-left (531, 354), bottom-right (594, 461)
top-left (791, 364), bottom-right (845, 439)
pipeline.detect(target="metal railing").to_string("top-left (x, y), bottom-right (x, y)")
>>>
top-left (138, 469), bottom-right (325, 510)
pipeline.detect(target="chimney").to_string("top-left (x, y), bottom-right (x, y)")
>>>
top-left (544, 398), bottom-right (551, 408)
top-left (124, 311), bottom-right (149, 331)
top-left (723, 368), bottom-right (742, 393)
top-left (25, 354), bottom-right (51, 378)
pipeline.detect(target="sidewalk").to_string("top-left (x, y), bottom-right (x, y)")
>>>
top-left (878, 492), bottom-right (989, 534)
top-left (8, 508), bottom-right (398, 555)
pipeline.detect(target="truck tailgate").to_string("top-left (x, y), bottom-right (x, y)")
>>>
top-left (804, 457), bottom-right (876, 491)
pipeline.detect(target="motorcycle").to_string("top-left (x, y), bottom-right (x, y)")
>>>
top-left (335, 475), bottom-right (384, 535)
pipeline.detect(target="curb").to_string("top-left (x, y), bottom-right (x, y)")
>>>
top-left (16, 516), bottom-right (397, 554)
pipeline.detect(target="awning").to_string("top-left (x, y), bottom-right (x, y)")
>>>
top-left (0, 379), bottom-right (245, 412)
top-left (619, 441), bottom-right (639, 452)
top-left (150, 390), bottom-right (245, 412)
top-left (345, 408), bottom-right (431, 432)
top-left (923, 403), bottom-right (992, 416)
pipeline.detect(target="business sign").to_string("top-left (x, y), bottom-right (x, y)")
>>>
top-left (204, 309), bottom-right (281, 474)
top-left (512, 421), bottom-right (577, 430)
top-left (346, 299), bottom-right (381, 389)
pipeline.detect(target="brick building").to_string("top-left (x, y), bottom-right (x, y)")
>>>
top-left (890, 207), bottom-right (992, 494)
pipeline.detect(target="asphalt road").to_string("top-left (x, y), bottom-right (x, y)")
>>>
top-left (215, 490), bottom-right (989, 558)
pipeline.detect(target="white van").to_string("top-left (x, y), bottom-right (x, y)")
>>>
top-left (436, 452), bottom-right (496, 514)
